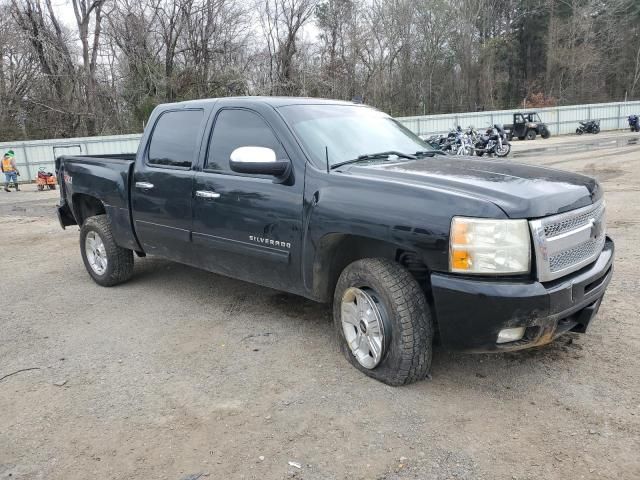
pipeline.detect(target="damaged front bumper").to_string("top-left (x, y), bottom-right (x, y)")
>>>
top-left (430, 237), bottom-right (614, 352)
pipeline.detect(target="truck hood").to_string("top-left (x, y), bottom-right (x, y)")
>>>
top-left (344, 156), bottom-right (600, 219)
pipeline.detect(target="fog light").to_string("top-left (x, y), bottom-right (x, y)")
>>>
top-left (497, 327), bottom-right (526, 344)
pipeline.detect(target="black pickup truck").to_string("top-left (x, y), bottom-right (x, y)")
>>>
top-left (56, 97), bottom-right (613, 385)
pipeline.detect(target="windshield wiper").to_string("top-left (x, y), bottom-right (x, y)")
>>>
top-left (330, 151), bottom-right (416, 170)
top-left (414, 150), bottom-right (446, 157)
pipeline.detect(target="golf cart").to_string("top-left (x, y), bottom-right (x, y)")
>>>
top-left (506, 112), bottom-right (551, 140)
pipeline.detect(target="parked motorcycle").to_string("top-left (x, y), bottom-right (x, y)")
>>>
top-left (455, 128), bottom-right (476, 156)
top-left (629, 115), bottom-right (640, 132)
top-left (423, 133), bottom-right (450, 151)
top-left (474, 124), bottom-right (511, 157)
top-left (576, 119), bottom-right (600, 135)
top-left (424, 127), bottom-right (463, 154)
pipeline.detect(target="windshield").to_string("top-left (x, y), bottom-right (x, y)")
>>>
top-left (278, 104), bottom-right (432, 167)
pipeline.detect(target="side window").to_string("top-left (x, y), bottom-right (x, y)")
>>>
top-left (148, 110), bottom-right (204, 168)
top-left (206, 109), bottom-right (286, 173)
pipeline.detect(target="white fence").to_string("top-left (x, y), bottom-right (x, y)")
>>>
top-left (1, 100), bottom-right (639, 182)
top-left (0, 134), bottom-right (142, 182)
top-left (396, 100), bottom-right (640, 136)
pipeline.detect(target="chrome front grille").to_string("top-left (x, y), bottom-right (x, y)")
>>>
top-left (530, 200), bottom-right (606, 282)
top-left (548, 237), bottom-right (602, 272)
top-left (543, 202), bottom-right (605, 238)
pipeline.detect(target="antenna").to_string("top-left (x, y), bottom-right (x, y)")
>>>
top-left (325, 146), bottom-right (330, 174)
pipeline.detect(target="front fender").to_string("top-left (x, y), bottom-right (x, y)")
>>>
top-left (301, 166), bottom-right (505, 300)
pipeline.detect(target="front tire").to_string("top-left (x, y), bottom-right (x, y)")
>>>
top-left (496, 143), bottom-right (511, 157)
top-left (80, 215), bottom-right (134, 287)
top-left (576, 128), bottom-right (583, 135)
top-left (333, 258), bottom-right (433, 386)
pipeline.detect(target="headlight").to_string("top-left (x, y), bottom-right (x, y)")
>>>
top-left (449, 217), bottom-right (531, 274)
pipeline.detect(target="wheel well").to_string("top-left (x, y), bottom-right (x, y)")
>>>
top-left (72, 194), bottom-right (106, 225)
top-left (312, 234), bottom-right (431, 303)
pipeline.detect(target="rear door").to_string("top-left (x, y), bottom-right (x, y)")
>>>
top-left (132, 108), bottom-right (205, 261)
top-left (191, 107), bottom-right (303, 289)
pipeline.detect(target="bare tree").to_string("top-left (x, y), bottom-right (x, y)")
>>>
top-left (3, 0), bottom-right (640, 141)
top-left (71, 0), bottom-right (106, 135)
top-left (11, 0), bottom-right (83, 136)
top-left (260, 0), bottom-right (317, 95)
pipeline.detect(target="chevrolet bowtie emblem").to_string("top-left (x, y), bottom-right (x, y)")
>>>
top-left (590, 218), bottom-right (603, 239)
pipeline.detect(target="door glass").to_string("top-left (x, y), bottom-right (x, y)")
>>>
top-left (148, 110), bottom-right (204, 168)
top-left (206, 109), bottom-right (286, 173)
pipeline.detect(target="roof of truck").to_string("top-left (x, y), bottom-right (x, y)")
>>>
top-left (166, 96), bottom-right (360, 109)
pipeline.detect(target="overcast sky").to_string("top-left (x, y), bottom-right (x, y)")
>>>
top-left (51, 0), bottom-right (78, 27)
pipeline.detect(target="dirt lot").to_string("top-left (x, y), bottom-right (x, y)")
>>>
top-left (1, 131), bottom-right (639, 480)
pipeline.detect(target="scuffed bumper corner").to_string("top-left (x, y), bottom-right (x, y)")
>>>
top-left (430, 237), bottom-right (614, 353)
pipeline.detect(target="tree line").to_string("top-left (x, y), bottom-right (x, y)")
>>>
top-left (1, 0), bottom-right (639, 140)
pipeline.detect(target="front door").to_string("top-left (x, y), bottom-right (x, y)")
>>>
top-left (132, 109), bottom-right (205, 261)
top-left (191, 107), bottom-right (303, 289)
top-left (514, 114), bottom-right (526, 137)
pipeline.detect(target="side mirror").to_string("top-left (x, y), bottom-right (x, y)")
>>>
top-left (229, 146), bottom-right (290, 177)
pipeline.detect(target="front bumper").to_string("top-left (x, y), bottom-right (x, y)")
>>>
top-left (431, 237), bottom-right (614, 352)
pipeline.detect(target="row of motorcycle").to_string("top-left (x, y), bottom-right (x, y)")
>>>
top-left (422, 125), bottom-right (511, 157)
top-left (576, 115), bottom-right (640, 134)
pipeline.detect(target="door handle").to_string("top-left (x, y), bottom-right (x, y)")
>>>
top-left (195, 190), bottom-right (221, 199)
top-left (135, 182), bottom-right (154, 189)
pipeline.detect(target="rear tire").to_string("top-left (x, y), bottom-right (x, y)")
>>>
top-left (517, 136), bottom-right (526, 141)
top-left (80, 215), bottom-right (134, 287)
top-left (333, 258), bottom-right (433, 386)
top-left (593, 125), bottom-right (600, 134)
top-left (526, 129), bottom-right (537, 140)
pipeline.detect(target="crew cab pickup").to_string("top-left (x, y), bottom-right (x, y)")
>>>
top-left (56, 97), bottom-right (614, 385)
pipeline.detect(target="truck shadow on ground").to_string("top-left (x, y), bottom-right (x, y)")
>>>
top-left (127, 256), bottom-right (586, 389)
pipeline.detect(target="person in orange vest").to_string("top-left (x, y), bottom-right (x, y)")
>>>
top-left (2, 150), bottom-right (20, 192)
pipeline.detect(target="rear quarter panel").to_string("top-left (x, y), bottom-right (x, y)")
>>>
top-left (60, 156), bottom-right (140, 251)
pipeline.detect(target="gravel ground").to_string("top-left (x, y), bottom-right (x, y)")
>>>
top-left (1, 131), bottom-right (639, 480)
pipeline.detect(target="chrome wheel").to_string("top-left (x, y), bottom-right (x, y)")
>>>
top-left (496, 143), bottom-right (511, 157)
top-left (340, 287), bottom-right (386, 369)
top-left (85, 231), bottom-right (108, 275)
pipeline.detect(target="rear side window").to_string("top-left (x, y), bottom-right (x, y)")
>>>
top-left (148, 110), bottom-right (203, 168)
top-left (206, 109), bottom-right (286, 173)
